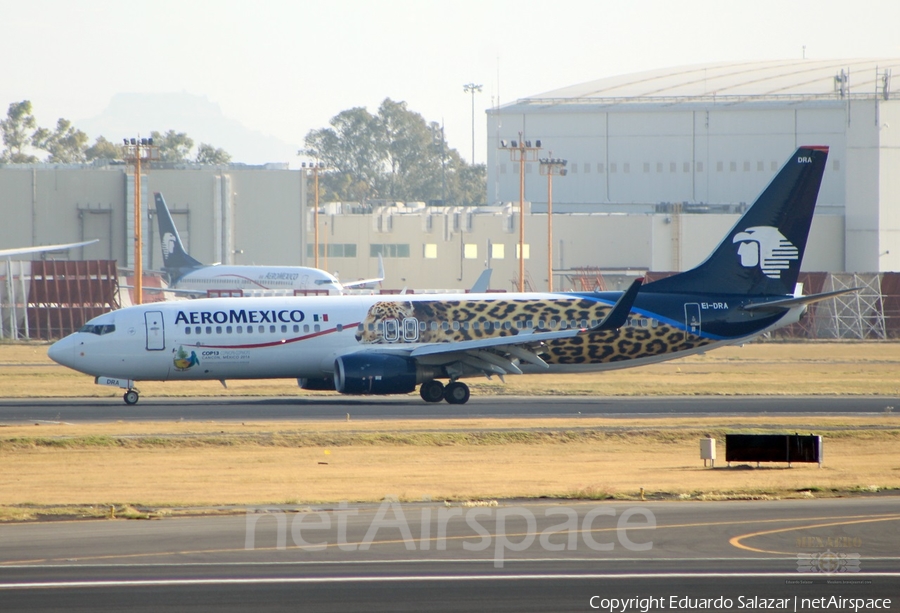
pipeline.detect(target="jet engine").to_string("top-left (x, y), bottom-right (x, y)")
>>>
top-left (334, 354), bottom-right (432, 395)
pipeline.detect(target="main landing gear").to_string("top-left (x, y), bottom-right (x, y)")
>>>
top-left (123, 389), bottom-right (140, 405)
top-left (419, 380), bottom-right (470, 404)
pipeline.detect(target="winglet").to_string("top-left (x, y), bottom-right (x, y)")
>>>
top-left (590, 277), bottom-right (643, 332)
top-left (469, 268), bottom-right (493, 293)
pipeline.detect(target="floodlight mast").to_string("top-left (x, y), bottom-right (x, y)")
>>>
top-left (540, 156), bottom-right (568, 292)
top-left (300, 160), bottom-right (329, 269)
top-left (463, 83), bottom-right (483, 164)
top-left (499, 133), bottom-right (541, 292)
top-left (122, 137), bottom-right (158, 305)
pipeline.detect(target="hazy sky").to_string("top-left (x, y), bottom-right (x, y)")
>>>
top-left (3, 0), bottom-right (899, 166)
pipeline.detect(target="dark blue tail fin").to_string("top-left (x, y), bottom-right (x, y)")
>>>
top-left (642, 146), bottom-right (829, 297)
top-left (154, 192), bottom-right (204, 283)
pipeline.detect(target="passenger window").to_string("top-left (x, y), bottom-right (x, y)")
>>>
top-left (430, 322), bottom-right (438, 331)
top-left (216, 326), bottom-right (222, 334)
top-left (452, 321), bottom-right (460, 331)
top-left (314, 324), bottom-right (321, 332)
top-left (259, 326), bottom-right (264, 333)
top-left (185, 327), bottom-right (191, 334)
top-left (442, 322), bottom-right (449, 331)
top-left (206, 326), bottom-right (212, 334)
top-left (281, 325), bottom-right (287, 333)
top-left (195, 326), bottom-right (201, 334)
top-left (336, 324), bottom-right (343, 332)
top-left (294, 325), bottom-right (300, 333)
top-left (270, 325), bottom-right (276, 333)
top-left (226, 326), bottom-right (232, 333)
top-left (237, 326), bottom-right (243, 333)
top-left (247, 326), bottom-right (253, 334)
top-left (304, 325), bottom-right (309, 333)
top-left (472, 321), bottom-right (480, 330)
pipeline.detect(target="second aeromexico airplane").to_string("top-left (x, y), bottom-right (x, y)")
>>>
top-left (50, 146), bottom-right (852, 405)
top-left (153, 192), bottom-right (383, 295)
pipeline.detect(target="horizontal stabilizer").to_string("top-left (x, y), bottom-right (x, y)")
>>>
top-left (590, 277), bottom-right (643, 331)
top-left (741, 288), bottom-right (860, 311)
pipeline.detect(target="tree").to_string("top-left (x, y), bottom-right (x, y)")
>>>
top-left (0, 101), bottom-right (39, 163)
top-left (196, 143), bottom-right (231, 165)
top-left (151, 130), bottom-right (194, 163)
top-left (303, 98), bottom-right (486, 206)
top-left (32, 118), bottom-right (89, 163)
top-left (85, 136), bottom-right (122, 161)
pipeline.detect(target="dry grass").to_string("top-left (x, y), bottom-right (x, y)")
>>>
top-left (2, 340), bottom-right (900, 398)
top-left (1, 417), bottom-right (898, 509)
top-left (2, 342), bottom-right (899, 516)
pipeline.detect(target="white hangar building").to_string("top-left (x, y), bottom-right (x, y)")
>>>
top-left (486, 59), bottom-right (900, 275)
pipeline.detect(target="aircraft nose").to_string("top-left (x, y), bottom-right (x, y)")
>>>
top-left (48, 336), bottom-right (76, 368)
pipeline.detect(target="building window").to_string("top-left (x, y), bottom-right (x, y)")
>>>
top-left (623, 163), bottom-right (630, 173)
top-left (424, 243), bottom-right (438, 259)
top-left (516, 244), bottom-right (530, 259)
top-left (757, 161), bottom-right (764, 171)
top-left (583, 163), bottom-right (590, 173)
top-left (464, 244), bottom-right (478, 259)
top-left (696, 161), bottom-right (703, 172)
top-left (371, 244), bottom-right (410, 257)
top-left (743, 161), bottom-right (750, 172)
top-left (683, 162), bottom-right (691, 173)
top-left (730, 161), bottom-right (737, 172)
top-left (491, 243), bottom-right (505, 259)
top-left (307, 243), bottom-right (357, 257)
top-left (771, 161), bottom-right (778, 171)
top-left (645, 162), bottom-right (652, 173)
top-left (499, 163), bottom-right (507, 174)
top-left (597, 163), bottom-right (605, 173)
top-left (610, 163), bottom-right (617, 173)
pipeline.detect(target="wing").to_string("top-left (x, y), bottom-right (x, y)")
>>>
top-left (368, 278), bottom-right (643, 379)
top-left (341, 253), bottom-right (385, 289)
top-left (0, 239), bottom-right (99, 258)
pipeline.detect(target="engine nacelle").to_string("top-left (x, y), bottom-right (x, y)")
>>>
top-left (334, 354), bottom-right (425, 395)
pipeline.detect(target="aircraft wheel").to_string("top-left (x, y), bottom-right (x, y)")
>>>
top-left (444, 381), bottom-right (470, 405)
top-left (123, 390), bottom-right (139, 405)
top-left (419, 380), bottom-right (445, 403)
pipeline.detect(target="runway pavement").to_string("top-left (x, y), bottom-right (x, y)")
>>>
top-left (1, 395), bottom-right (898, 423)
top-left (1, 497), bottom-right (898, 611)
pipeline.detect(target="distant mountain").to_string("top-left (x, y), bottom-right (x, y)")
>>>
top-left (76, 92), bottom-right (298, 165)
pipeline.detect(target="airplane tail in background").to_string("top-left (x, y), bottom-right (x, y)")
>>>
top-left (154, 192), bottom-right (204, 283)
top-left (642, 146), bottom-right (829, 297)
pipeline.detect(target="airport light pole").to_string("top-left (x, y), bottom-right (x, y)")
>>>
top-left (539, 156), bottom-right (567, 292)
top-left (463, 83), bottom-right (482, 164)
top-left (301, 161), bottom-right (328, 268)
top-left (122, 137), bottom-right (158, 305)
top-left (499, 133), bottom-right (541, 292)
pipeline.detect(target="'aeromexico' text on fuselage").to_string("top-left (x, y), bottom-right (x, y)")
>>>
top-left (174, 309), bottom-right (306, 325)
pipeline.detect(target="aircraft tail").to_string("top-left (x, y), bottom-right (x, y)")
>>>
top-left (154, 192), bottom-right (203, 283)
top-left (642, 146), bottom-right (829, 297)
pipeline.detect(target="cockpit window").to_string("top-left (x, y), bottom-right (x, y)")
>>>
top-left (78, 324), bottom-right (116, 335)
top-left (314, 279), bottom-right (335, 285)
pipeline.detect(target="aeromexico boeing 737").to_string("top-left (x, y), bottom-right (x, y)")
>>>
top-left (50, 146), bottom-right (852, 405)
top-left (153, 192), bottom-right (383, 295)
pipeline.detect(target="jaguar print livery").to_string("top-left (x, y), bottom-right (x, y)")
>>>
top-left (355, 297), bottom-right (713, 365)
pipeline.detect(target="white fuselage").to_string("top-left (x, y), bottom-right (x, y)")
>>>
top-left (47, 292), bottom-right (797, 387)
top-left (172, 266), bottom-right (344, 295)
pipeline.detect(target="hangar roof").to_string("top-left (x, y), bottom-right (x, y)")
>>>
top-left (512, 59), bottom-right (900, 106)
